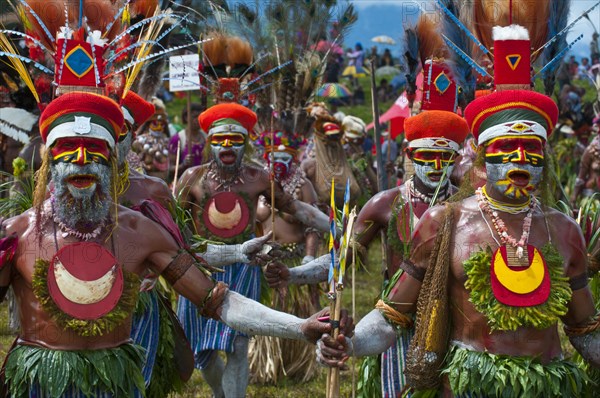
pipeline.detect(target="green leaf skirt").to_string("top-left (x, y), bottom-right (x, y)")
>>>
top-left (5, 343), bottom-right (146, 397)
top-left (440, 344), bottom-right (591, 398)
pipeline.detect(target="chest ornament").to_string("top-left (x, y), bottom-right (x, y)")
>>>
top-left (463, 244), bottom-right (571, 331)
top-left (32, 242), bottom-right (139, 336)
top-left (198, 191), bottom-right (253, 244)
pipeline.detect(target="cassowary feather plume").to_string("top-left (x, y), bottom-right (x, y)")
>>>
top-left (403, 24), bottom-right (420, 99)
top-left (474, 0), bottom-right (550, 63)
top-left (438, 0), bottom-right (477, 106)
top-left (541, 0), bottom-right (571, 96)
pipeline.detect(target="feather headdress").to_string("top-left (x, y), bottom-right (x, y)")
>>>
top-left (0, 0), bottom-right (205, 105)
top-left (474, 0), bottom-right (550, 63)
top-left (437, 0), bottom-right (478, 106)
top-left (223, 0), bottom-right (357, 136)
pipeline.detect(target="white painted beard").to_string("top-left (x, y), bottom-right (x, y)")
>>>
top-left (51, 162), bottom-right (112, 230)
top-left (211, 146), bottom-right (244, 173)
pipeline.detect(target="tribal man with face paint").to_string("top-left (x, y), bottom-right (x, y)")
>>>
top-left (267, 58), bottom-right (469, 397)
top-left (0, 92), bottom-right (347, 397)
top-left (120, 91), bottom-right (279, 396)
top-left (175, 102), bottom-right (331, 398)
top-left (314, 24), bottom-right (600, 397)
top-left (250, 131), bottom-right (323, 383)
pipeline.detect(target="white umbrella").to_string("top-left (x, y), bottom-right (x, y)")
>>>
top-left (371, 35), bottom-right (396, 45)
top-left (375, 66), bottom-right (401, 78)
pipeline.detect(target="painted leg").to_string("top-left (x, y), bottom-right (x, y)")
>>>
top-left (222, 336), bottom-right (249, 398)
top-left (201, 351), bottom-right (226, 398)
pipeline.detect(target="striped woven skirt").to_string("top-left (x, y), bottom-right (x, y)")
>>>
top-left (130, 289), bottom-right (160, 391)
top-left (176, 262), bottom-right (261, 369)
top-left (381, 328), bottom-right (414, 398)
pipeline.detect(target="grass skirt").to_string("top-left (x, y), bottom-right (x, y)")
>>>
top-left (248, 247), bottom-right (319, 384)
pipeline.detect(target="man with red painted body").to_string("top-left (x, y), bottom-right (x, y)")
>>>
top-left (0, 93), bottom-right (342, 397)
top-left (175, 102), bottom-right (330, 398)
top-left (315, 25), bottom-right (600, 397)
top-left (266, 59), bottom-right (469, 397)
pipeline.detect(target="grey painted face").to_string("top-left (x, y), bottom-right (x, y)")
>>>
top-left (117, 132), bottom-right (133, 167)
top-left (413, 163), bottom-right (454, 190)
top-left (51, 162), bottom-right (112, 229)
top-left (485, 161), bottom-right (542, 200)
top-left (211, 143), bottom-right (245, 173)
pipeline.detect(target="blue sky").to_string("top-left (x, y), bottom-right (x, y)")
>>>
top-left (346, 0), bottom-right (600, 60)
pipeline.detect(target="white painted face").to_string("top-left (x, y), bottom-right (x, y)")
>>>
top-left (269, 152), bottom-right (294, 179)
top-left (210, 132), bottom-right (246, 172)
top-left (484, 135), bottom-right (545, 200)
top-left (411, 148), bottom-right (456, 190)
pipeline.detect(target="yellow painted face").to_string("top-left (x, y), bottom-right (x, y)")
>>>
top-left (411, 148), bottom-right (457, 190)
top-left (209, 133), bottom-right (246, 148)
top-left (51, 138), bottom-right (110, 166)
top-left (484, 135), bottom-right (544, 166)
top-left (484, 135), bottom-right (545, 199)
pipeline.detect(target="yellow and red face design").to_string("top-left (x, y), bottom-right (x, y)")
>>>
top-left (210, 132), bottom-right (246, 170)
top-left (149, 112), bottom-right (166, 133)
top-left (411, 148), bottom-right (456, 189)
top-left (484, 135), bottom-right (544, 199)
top-left (51, 137), bottom-right (110, 166)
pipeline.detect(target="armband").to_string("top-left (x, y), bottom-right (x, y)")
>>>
top-left (304, 226), bottom-right (320, 236)
top-left (565, 313), bottom-right (600, 337)
top-left (199, 281), bottom-right (229, 320)
top-left (399, 259), bottom-right (425, 282)
top-left (162, 250), bottom-right (195, 285)
top-left (375, 299), bottom-right (414, 330)
top-left (569, 272), bottom-right (589, 291)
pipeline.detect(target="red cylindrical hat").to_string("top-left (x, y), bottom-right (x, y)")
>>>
top-left (492, 25), bottom-right (531, 90)
top-left (121, 91), bottom-right (155, 127)
top-left (54, 39), bottom-right (106, 91)
top-left (199, 103), bottom-right (257, 136)
top-left (421, 60), bottom-right (457, 112)
top-left (39, 92), bottom-right (123, 148)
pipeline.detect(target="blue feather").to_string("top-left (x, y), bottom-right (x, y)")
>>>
top-left (242, 60), bottom-right (293, 88)
top-left (442, 35), bottom-right (490, 79)
top-left (0, 52), bottom-right (54, 75)
top-left (17, 0), bottom-right (53, 43)
top-left (403, 26), bottom-right (419, 95)
top-left (536, 34), bottom-right (584, 81)
top-left (438, 0), bottom-right (477, 105)
top-left (0, 30), bottom-right (52, 54)
top-left (104, 0), bottom-right (131, 37)
top-left (541, 0), bottom-right (571, 95)
top-left (435, 0), bottom-right (489, 56)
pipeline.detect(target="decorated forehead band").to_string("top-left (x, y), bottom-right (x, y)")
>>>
top-left (208, 124), bottom-right (248, 136)
top-left (47, 117), bottom-right (115, 149)
top-left (478, 120), bottom-right (546, 145)
top-left (408, 137), bottom-right (460, 152)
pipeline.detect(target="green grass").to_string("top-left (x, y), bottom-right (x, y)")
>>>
top-left (0, 239), bottom-right (384, 397)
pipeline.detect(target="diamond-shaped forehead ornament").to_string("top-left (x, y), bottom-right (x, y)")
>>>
top-left (434, 72), bottom-right (451, 94)
top-left (65, 46), bottom-right (94, 78)
top-left (507, 122), bottom-right (533, 132)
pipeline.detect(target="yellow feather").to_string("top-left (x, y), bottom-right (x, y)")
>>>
top-left (0, 32), bottom-right (39, 103)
